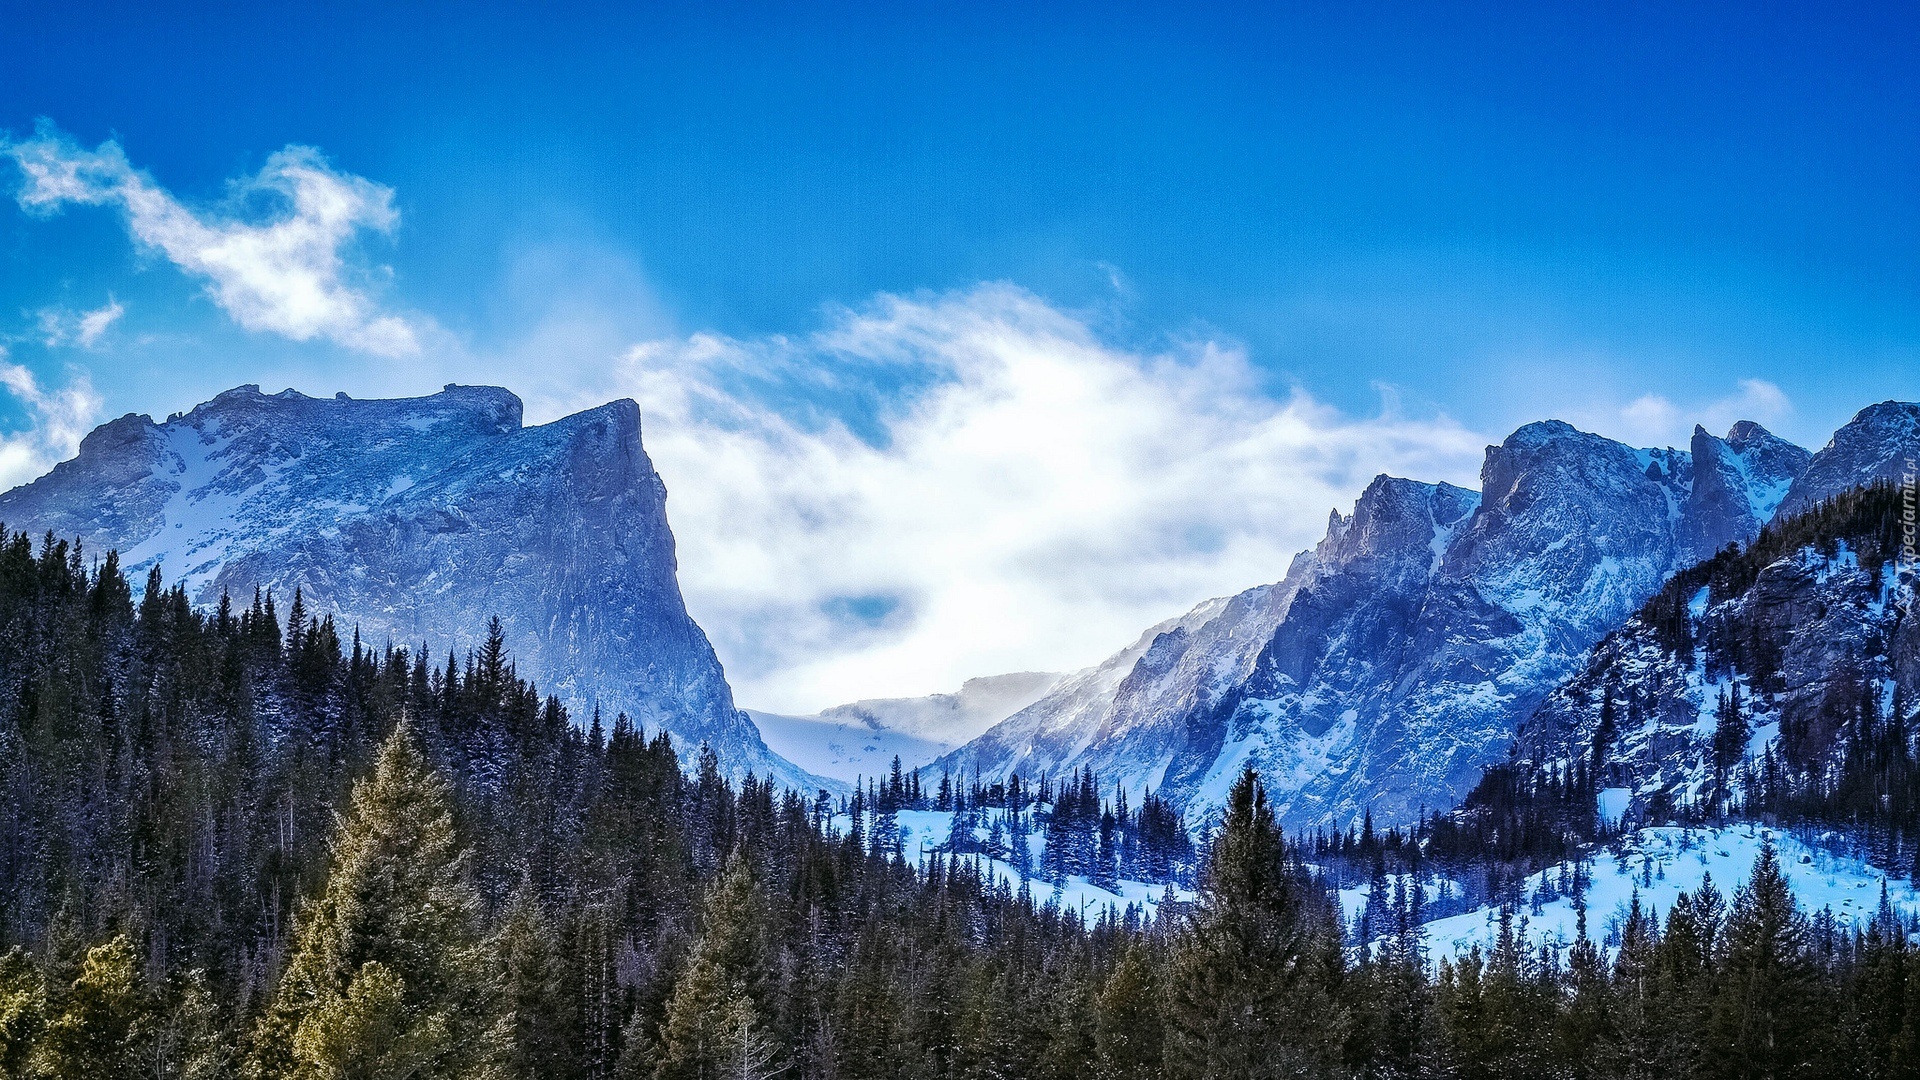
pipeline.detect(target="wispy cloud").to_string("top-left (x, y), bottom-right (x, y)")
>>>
top-left (1609, 378), bottom-right (1793, 446)
top-left (4, 121), bottom-right (421, 356)
top-left (0, 357), bottom-right (101, 490)
top-left (36, 297), bottom-right (124, 348)
top-left (614, 284), bottom-right (1489, 712)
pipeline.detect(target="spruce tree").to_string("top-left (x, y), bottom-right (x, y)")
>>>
top-left (0, 947), bottom-right (45, 1076)
top-left (654, 852), bottom-right (776, 1080)
top-left (1706, 838), bottom-right (1818, 1078)
top-left (1165, 767), bottom-right (1344, 1078)
top-left (247, 718), bottom-right (498, 1080)
top-left (492, 885), bottom-right (579, 1078)
top-left (1095, 943), bottom-right (1164, 1079)
top-left (34, 935), bottom-right (150, 1078)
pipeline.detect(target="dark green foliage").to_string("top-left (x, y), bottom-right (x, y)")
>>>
top-left (1703, 839), bottom-right (1821, 1079)
top-left (1166, 767), bottom-right (1347, 1078)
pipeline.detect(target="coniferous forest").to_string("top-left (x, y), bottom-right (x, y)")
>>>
top-left (5, 526), bottom-right (1920, 1079)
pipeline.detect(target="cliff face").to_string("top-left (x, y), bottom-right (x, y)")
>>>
top-left (0, 384), bottom-right (825, 790)
top-left (1776, 401), bottom-right (1920, 519)
top-left (1680, 421), bottom-right (1811, 563)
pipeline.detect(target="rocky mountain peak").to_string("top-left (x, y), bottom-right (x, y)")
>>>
top-left (0, 384), bottom-right (822, 791)
top-left (1680, 420), bottom-right (1810, 563)
top-left (945, 410), bottom-right (1822, 832)
top-left (1777, 400), bottom-right (1920, 518)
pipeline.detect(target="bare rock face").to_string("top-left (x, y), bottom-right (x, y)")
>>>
top-left (1680, 421), bottom-right (1811, 564)
top-left (0, 384), bottom-right (825, 791)
top-left (942, 418), bottom-right (1816, 832)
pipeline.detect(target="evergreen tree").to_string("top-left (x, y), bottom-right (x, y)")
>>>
top-left (654, 853), bottom-right (776, 1080)
top-left (1165, 767), bottom-right (1344, 1078)
top-left (34, 935), bottom-right (150, 1079)
top-left (1361, 877), bottom-right (1431, 1078)
top-left (493, 885), bottom-right (579, 1078)
top-left (248, 718), bottom-right (498, 1080)
top-left (1714, 684), bottom-right (1751, 794)
top-left (1095, 943), bottom-right (1163, 1079)
top-left (1706, 838), bottom-right (1818, 1079)
top-left (0, 947), bottom-right (45, 1076)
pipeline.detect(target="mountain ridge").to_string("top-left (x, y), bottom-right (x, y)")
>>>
top-left (748, 670), bottom-right (1063, 784)
top-left (938, 416), bottom-right (1829, 831)
top-left (0, 383), bottom-right (829, 791)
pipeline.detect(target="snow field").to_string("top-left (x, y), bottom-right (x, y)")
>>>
top-left (1355, 825), bottom-right (1920, 966)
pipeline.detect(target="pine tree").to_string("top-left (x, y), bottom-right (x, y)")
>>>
top-left (654, 853), bottom-right (776, 1080)
top-left (34, 935), bottom-right (150, 1078)
top-left (0, 947), bottom-right (45, 1076)
top-left (1891, 950), bottom-right (1920, 1074)
top-left (1364, 878), bottom-right (1430, 1078)
top-left (493, 885), bottom-right (579, 1078)
top-left (1714, 684), bottom-right (1751, 794)
top-left (247, 718), bottom-right (498, 1080)
top-left (1165, 767), bottom-right (1344, 1078)
top-left (1095, 943), bottom-right (1164, 1079)
top-left (1608, 888), bottom-right (1663, 1078)
top-left (1706, 838), bottom-right (1818, 1078)
top-left (153, 969), bottom-right (232, 1080)
top-left (1557, 901), bottom-right (1613, 1079)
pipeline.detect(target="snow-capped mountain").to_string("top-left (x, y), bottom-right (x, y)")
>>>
top-left (748, 671), bottom-right (1062, 783)
top-left (1776, 400), bottom-right (1920, 518)
top-left (1507, 401), bottom-right (1920, 821)
top-left (0, 384), bottom-right (826, 790)
top-left (1678, 420), bottom-right (1812, 563)
top-left (937, 577), bottom-right (1302, 791)
top-left (940, 419), bottom-right (1814, 832)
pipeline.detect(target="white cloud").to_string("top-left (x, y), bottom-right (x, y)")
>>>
top-left (36, 297), bottom-right (124, 348)
top-left (1602, 378), bottom-right (1793, 447)
top-left (0, 356), bottom-right (101, 490)
top-left (613, 284), bottom-right (1489, 712)
top-left (4, 121), bottom-right (421, 356)
top-left (74, 299), bottom-right (124, 347)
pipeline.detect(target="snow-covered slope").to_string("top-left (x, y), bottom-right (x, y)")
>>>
top-left (937, 573), bottom-right (1306, 796)
top-left (893, 808), bottom-right (1195, 920)
top-left (0, 384), bottom-right (826, 791)
top-left (1357, 826), bottom-right (1920, 964)
top-left (749, 672), bottom-right (1062, 783)
top-left (942, 420), bottom-right (1812, 833)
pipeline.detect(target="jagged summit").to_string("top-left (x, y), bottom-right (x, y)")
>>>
top-left (1516, 481), bottom-right (1920, 822)
top-left (940, 414), bottom-right (1816, 832)
top-left (1680, 420), bottom-right (1810, 563)
top-left (0, 384), bottom-right (826, 792)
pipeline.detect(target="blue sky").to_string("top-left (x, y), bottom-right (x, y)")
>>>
top-left (1, 2), bottom-right (1916, 708)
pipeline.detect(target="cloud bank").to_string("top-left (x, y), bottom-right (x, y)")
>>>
top-left (614, 285), bottom-right (1489, 712)
top-left (4, 121), bottom-right (420, 356)
top-left (1613, 377), bottom-right (1792, 444)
